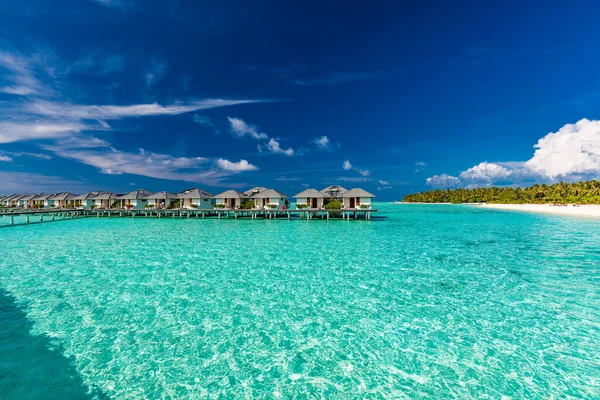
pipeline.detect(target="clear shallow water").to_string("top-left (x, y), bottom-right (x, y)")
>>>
top-left (1, 204), bottom-right (599, 398)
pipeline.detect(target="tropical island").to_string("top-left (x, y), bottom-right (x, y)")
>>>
top-left (402, 180), bottom-right (600, 204)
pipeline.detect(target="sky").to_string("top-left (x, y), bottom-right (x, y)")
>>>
top-left (1, 1), bottom-right (600, 199)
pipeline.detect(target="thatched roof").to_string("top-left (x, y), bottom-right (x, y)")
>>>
top-left (117, 190), bottom-right (154, 200)
top-left (177, 188), bottom-right (214, 199)
top-left (293, 188), bottom-right (325, 198)
top-left (213, 190), bottom-right (246, 199)
top-left (320, 185), bottom-right (348, 198)
top-left (252, 189), bottom-right (287, 199)
top-left (341, 188), bottom-right (375, 198)
top-left (144, 191), bottom-right (177, 200)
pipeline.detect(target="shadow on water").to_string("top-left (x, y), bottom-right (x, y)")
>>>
top-left (0, 288), bottom-right (110, 400)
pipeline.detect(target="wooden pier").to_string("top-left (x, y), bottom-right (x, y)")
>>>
top-left (0, 208), bottom-right (377, 227)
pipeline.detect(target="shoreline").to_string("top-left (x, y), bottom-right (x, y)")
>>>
top-left (476, 203), bottom-right (600, 219)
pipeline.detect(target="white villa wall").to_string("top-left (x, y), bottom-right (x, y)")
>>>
top-left (182, 198), bottom-right (213, 209)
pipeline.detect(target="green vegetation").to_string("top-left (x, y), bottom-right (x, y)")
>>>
top-left (110, 201), bottom-right (120, 208)
top-left (266, 203), bottom-right (278, 209)
top-left (166, 200), bottom-right (180, 209)
top-left (402, 180), bottom-right (600, 204)
top-left (144, 204), bottom-right (155, 209)
top-left (240, 200), bottom-right (255, 209)
top-left (359, 204), bottom-right (371, 209)
top-left (214, 203), bottom-right (226, 208)
top-left (296, 203), bottom-right (310, 209)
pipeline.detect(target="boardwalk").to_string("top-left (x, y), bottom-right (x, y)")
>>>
top-left (0, 208), bottom-right (378, 227)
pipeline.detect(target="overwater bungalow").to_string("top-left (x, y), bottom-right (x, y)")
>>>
top-left (340, 188), bottom-right (375, 208)
top-left (116, 190), bottom-right (153, 209)
top-left (294, 188), bottom-right (326, 209)
top-left (91, 192), bottom-right (118, 208)
top-left (32, 193), bottom-right (53, 208)
top-left (251, 189), bottom-right (288, 209)
top-left (243, 187), bottom-right (268, 197)
top-left (177, 188), bottom-right (214, 209)
top-left (213, 190), bottom-right (246, 209)
top-left (144, 191), bottom-right (177, 208)
top-left (73, 191), bottom-right (103, 209)
top-left (320, 185), bottom-right (348, 199)
top-left (17, 194), bottom-right (37, 208)
top-left (49, 192), bottom-right (76, 208)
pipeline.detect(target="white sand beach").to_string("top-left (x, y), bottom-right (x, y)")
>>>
top-left (477, 203), bottom-right (600, 219)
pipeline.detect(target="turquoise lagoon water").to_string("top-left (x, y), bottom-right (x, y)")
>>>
top-left (1, 204), bottom-right (599, 398)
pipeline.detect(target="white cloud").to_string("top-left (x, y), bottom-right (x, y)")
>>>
top-left (342, 160), bottom-right (369, 176)
top-left (378, 180), bottom-right (389, 185)
top-left (426, 174), bottom-right (461, 189)
top-left (260, 138), bottom-right (294, 156)
top-left (524, 118), bottom-right (600, 179)
top-left (415, 161), bottom-right (427, 167)
top-left (426, 118), bottom-right (600, 188)
top-left (0, 121), bottom-right (89, 143)
top-left (24, 99), bottom-right (262, 120)
top-left (227, 117), bottom-right (268, 140)
top-left (312, 135), bottom-right (339, 150)
top-left (0, 51), bottom-right (53, 97)
top-left (0, 155), bottom-right (12, 162)
top-left (459, 162), bottom-right (511, 182)
top-left (337, 176), bottom-right (370, 182)
top-left (216, 158), bottom-right (258, 172)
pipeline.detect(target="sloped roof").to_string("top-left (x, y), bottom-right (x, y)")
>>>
top-left (73, 191), bottom-right (102, 200)
top-left (293, 188), bottom-right (326, 198)
top-left (49, 192), bottom-right (75, 200)
top-left (18, 194), bottom-right (37, 201)
top-left (177, 188), bottom-right (214, 199)
top-left (91, 192), bottom-right (118, 200)
top-left (3, 194), bottom-right (23, 201)
top-left (243, 187), bottom-right (268, 197)
top-left (144, 191), bottom-right (177, 200)
top-left (33, 193), bottom-right (54, 201)
top-left (320, 185), bottom-right (348, 198)
top-left (341, 188), bottom-right (376, 198)
top-left (213, 190), bottom-right (246, 199)
top-left (117, 190), bottom-right (154, 200)
top-left (252, 189), bottom-right (288, 199)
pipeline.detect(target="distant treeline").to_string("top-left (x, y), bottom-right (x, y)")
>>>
top-left (402, 180), bottom-right (600, 204)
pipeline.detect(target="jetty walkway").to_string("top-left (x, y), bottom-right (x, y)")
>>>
top-left (0, 208), bottom-right (377, 227)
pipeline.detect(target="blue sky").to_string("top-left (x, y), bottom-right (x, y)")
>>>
top-left (1, 1), bottom-right (600, 199)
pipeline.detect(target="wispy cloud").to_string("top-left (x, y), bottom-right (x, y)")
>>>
top-left (415, 161), bottom-right (427, 173)
top-left (194, 114), bottom-right (220, 134)
top-left (144, 53), bottom-right (167, 88)
top-left (248, 63), bottom-right (390, 86)
top-left (0, 171), bottom-right (92, 193)
top-left (275, 176), bottom-right (300, 181)
top-left (0, 155), bottom-right (12, 162)
top-left (0, 50), bottom-right (54, 97)
top-left (23, 99), bottom-right (264, 120)
top-left (0, 121), bottom-right (90, 144)
top-left (66, 52), bottom-right (124, 75)
top-left (227, 116), bottom-right (268, 140)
